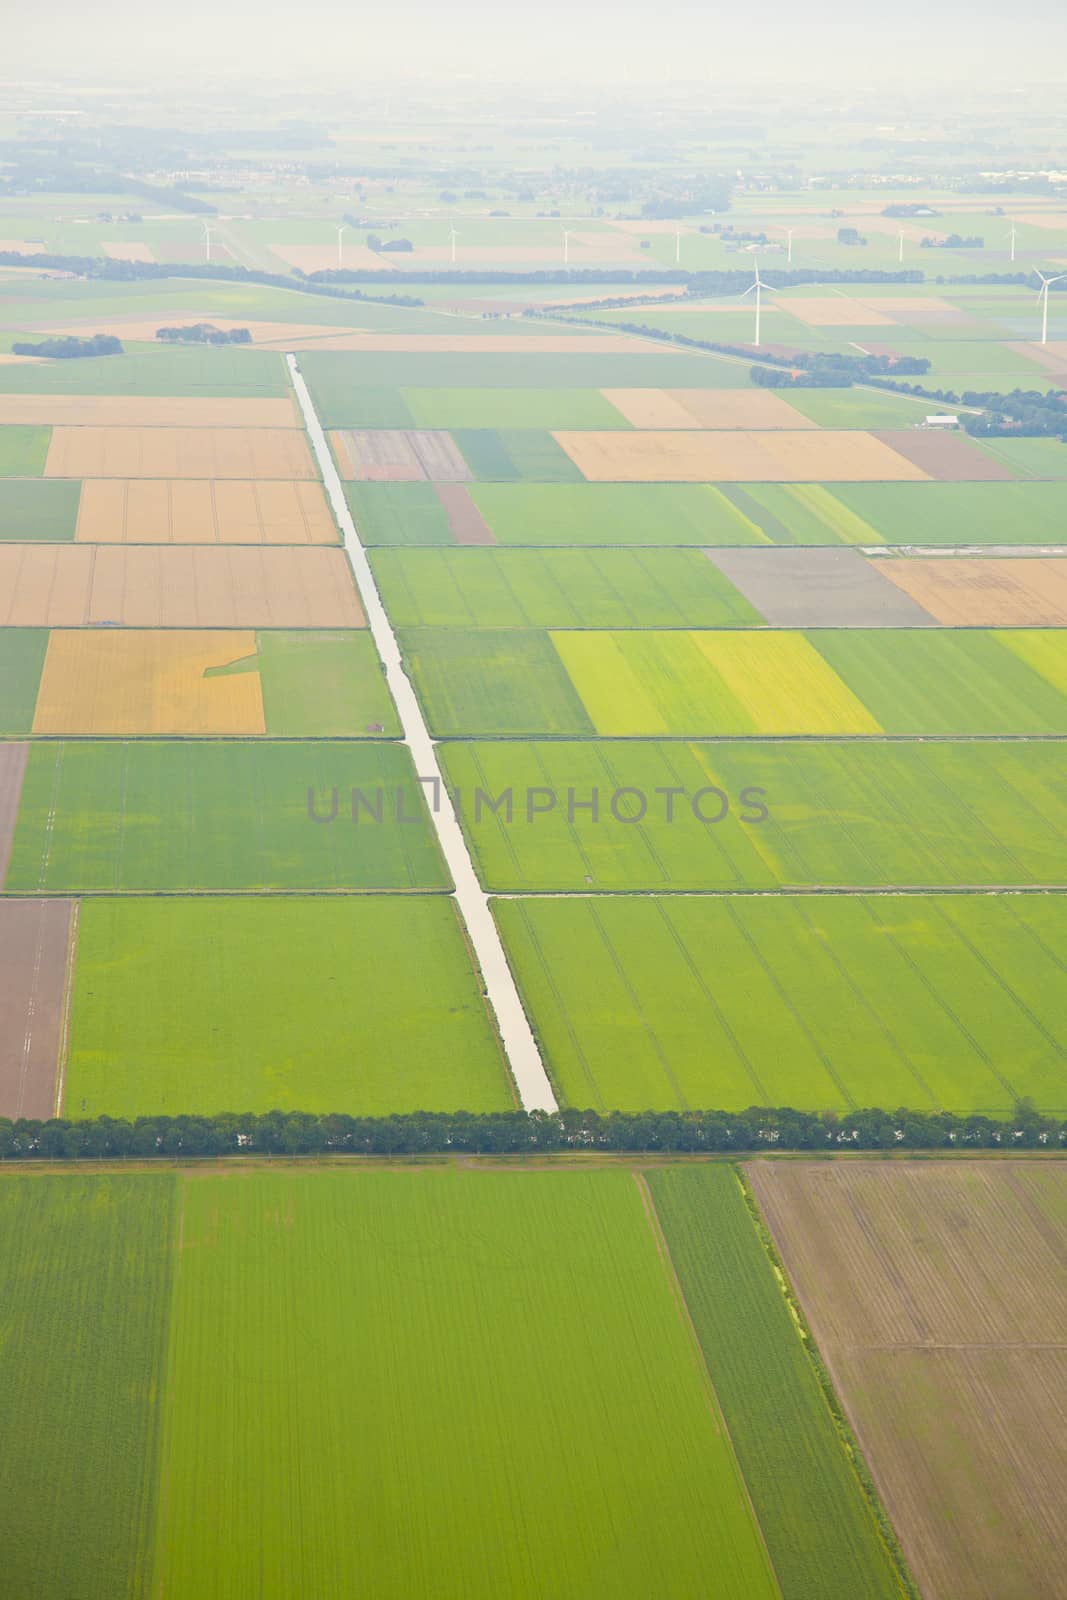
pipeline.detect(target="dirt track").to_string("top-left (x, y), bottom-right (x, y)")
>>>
top-left (0, 899), bottom-right (75, 1119)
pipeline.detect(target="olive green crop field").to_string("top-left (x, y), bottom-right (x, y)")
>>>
top-left (440, 739), bottom-right (1067, 890)
top-left (3, 740), bottom-right (446, 892)
top-left (494, 894), bottom-right (1067, 1114)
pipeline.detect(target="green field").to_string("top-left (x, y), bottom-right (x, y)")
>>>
top-left (453, 428), bottom-right (586, 481)
top-left (830, 481), bottom-right (1067, 545)
top-left (0, 478), bottom-right (80, 539)
top-left (345, 481), bottom-right (455, 544)
top-left (648, 1166), bottom-right (905, 1599)
top-left (0, 424), bottom-right (50, 474)
top-left (494, 894), bottom-right (1067, 1113)
top-left (405, 627), bottom-right (1067, 737)
top-left (405, 386), bottom-right (630, 429)
top-left (66, 898), bottom-right (510, 1116)
top-left (253, 631), bottom-right (400, 735)
top-left (370, 548), bottom-right (761, 627)
top-left (300, 349), bottom-right (751, 423)
top-left (4, 741), bottom-right (446, 891)
top-left (402, 629), bottom-right (596, 736)
top-left (0, 347), bottom-right (288, 396)
top-left (973, 436), bottom-right (1067, 479)
top-left (783, 387), bottom-right (932, 429)
top-left (440, 739), bottom-right (1067, 890)
top-left (0, 1173), bottom-right (173, 1600)
top-left (0, 628), bottom-right (48, 730)
top-left (152, 1168), bottom-right (778, 1597)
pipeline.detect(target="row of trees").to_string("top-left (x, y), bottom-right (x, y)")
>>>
top-left (11, 333), bottom-right (122, 359)
top-left (0, 1105), bottom-right (1062, 1161)
top-left (156, 323), bottom-right (251, 345)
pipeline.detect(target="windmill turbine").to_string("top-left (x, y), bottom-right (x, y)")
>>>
top-left (675, 226), bottom-right (682, 265)
top-left (562, 227), bottom-right (572, 266)
top-left (336, 223), bottom-right (347, 268)
top-left (202, 221), bottom-right (213, 263)
top-left (449, 225), bottom-right (459, 265)
top-left (785, 227), bottom-right (794, 264)
top-left (897, 228), bottom-right (905, 264)
top-left (1009, 223), bottom-right (1017, 263)
top-left (740, 261), bottom-right (771, 347)
top-left (1035, 269), bottom-right (1067, 345)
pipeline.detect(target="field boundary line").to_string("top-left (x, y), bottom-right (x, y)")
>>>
top-left (53, 897), bottom-right (79, 1116)
top-left (633, 1172), bottom-right (784, 1596)
top-left (288, 352), bottom-right (557, 1112)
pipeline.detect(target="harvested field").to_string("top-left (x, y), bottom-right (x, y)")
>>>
top-left (871, 428), bottom-right (1015, 480)
top-left (0, 742), bottom-right (29, 880)
top-left (552, 429), bottom-right (929, 482)
top-left (1016, 340), bottom-right (1067, 375)
top-left (602, 388), bottom-right (814, 429)
top-left (75, 479), bottom-right (337, 544)
top-left (33, 630), bottom-right (265, 735)
top-left (0, 899), bottom-right (74, 1119)
top-left (708, 547), bottom-right (938, 626)
top-left (0, 545), bottom-right (364, 627)
top-left (329, 428), bottom-right (472, 482)
top-left (871, 556), bottom-right (1067, 624)
top-left (434, 483), bottom-right (495, 543)
top-left (44, 427), bottom-right (315, 479)
top-left (100, 242), bottom-right (156, 262)
top-left (0, 395), bottom-right (299, 427)
top-left (749, 1161), bottom-right (1067, 1600)
top-left (774, 297), bottom-right (895, 326)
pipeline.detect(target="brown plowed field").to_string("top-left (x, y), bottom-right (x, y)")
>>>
top-left (0, 899), bottom-right (75, 1119)
top-left (434, 484), bottom-right (495, 544)
top-left (872, 428), bottom-right (1016, 480)
top-left (0, 742), bottom-right (29, 882)
top-left (329, 429), bottom-right (472, 482)
top-left (749, 1160), bottom-right (1067, 1600)
top-left (553, 428), bottom-right (928, 482)
top-left (44, 427), bottom-right (315, 479)
top-left (0, 395), bottom-right (299, 427)
top-left (0, 545), bottom-right (364, 626)
top-left (33, 630), bottom-right (265, 734)
top-left (75, 479), bottom-right (337, 544)
top-left (871, 556), bottom-right (1067, 624)
top-left (602, 387), bottom-right (816, 429)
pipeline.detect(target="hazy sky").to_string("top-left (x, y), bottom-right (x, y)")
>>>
top-left (10, 2), bottom-right (1067, 89)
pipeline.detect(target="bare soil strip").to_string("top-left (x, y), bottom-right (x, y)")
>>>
top-left (0, 899), bottom-right (75, 1119)
top-left (434, 484), bottom-right (496, 544)
top-left (871, 429), bottom-right (1016, 481)
top-left (749, 1160), bottom-right (1067, 1600)
top-left (0, 742), bottom-right (29, 884)
top-left (708, 547), bottom-right (939, 626)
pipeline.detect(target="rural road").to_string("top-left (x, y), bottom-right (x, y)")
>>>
top-left (288, 354), bottom-right (558, 1113)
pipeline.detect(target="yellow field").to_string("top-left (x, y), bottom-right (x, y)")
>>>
top-left (871, 557), bottom-right (1067, 625)
top-left (32, 630), bottom-right (265, 734)
top-left (692, 633), bottom-right (883, 733)
top-left (75, 479), bottom-right (338, 544)
top-left (0, 395), bottom-right (299, 426)
top-left (44, 427), bottom-right (315, 479)
top-left (553, 429), bottom-right (928, 482)
top-left (776, 297), bottom-right (896, 327)
top-left (602, 389), bottom-right (815, 429)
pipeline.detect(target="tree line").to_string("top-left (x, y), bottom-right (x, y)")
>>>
top-left (11, 333), bottom-right (123, 359)
top-left (0, 1105), bottom-right (1062, 1161)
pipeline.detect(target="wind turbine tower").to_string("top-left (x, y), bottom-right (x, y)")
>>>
top-left (1036, 269), bottom-right (1067, 345)
top-left (741, 262), bottom-right (770, 347)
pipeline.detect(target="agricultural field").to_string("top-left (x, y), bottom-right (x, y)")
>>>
top-left (18, 629), bottom-right (397, 736)
top-left (66, 899), bottom-right (510, 1116)
top-left (750, 1162), bottom-right (1067, 1600)
top-left (0, 423), bottom-right (50, 474)
top-left (404, 626), bottom-right (1067, 736)
top-left (493, 894), bottom-right (1067, 1113)
top-left (4, 740), bottom-right (445, 892)
top-left (440, 738), bottom-right (1067, 891)
top-left (369, 548), bottom-right (762, 627)
top-left (0, 478), bottom-right (81, 539)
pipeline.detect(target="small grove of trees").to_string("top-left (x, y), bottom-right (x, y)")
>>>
top-left (922, 234), bottom-right (984, 249)
top-left (11, 333), bottom-right (122, 359)
top-left (0, 1104), bottom-right (1063, 1161)
top-left (156, 323), bottom-right (252, 345)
